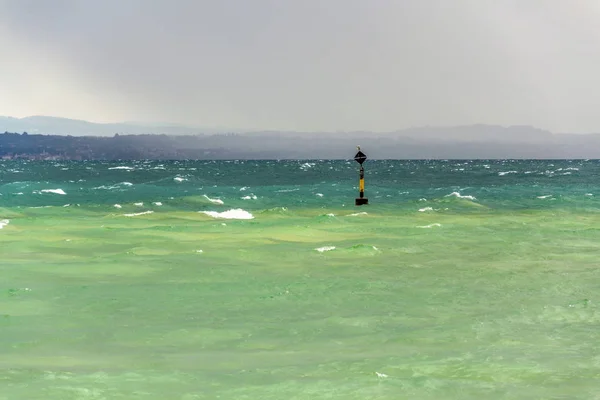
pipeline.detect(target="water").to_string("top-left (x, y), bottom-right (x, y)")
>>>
top-left (1, 159), bottom-right (600, 399)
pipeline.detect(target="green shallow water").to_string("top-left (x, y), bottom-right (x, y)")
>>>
top-left (1, 160), bottom-right (600, 399)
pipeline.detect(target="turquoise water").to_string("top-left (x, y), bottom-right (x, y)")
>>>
top-left (1, 159), bottom-right (600, 399)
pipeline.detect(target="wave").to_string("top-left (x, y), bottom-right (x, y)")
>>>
top-left (40, 189), bottom-right (66, 195)
top-left (93, 182), bottom-right (134, 190)
top-left (203, 195), bottom-right (224, 205)
top-left (444, 192), bottom-right (476, 201)
top-left (417, 223), bottom-right (441, 228)
top-left (315, 246), bottom-right (335, 252)
top-left (123, 211), bottom-right (154, 217)
top-left (200, 209), bottom-right (254, 220)
top-left (348, 212), bottom-right (368, 216)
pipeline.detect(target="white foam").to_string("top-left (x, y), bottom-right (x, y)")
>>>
top-left (585, 193), bottom-right (593, 196)
top-left (174, 177), bottom-right (186, 182)
top-left (239, 186), bottom-right (249, 191)
top-left (417, 223), bottom-right (441, 228)
top-left (349, 212), bottom-right (368, 216)
top-left (134, 202), bottom-right (144, 206)
top-left (0, 219), bottom-right (9, 229)
top-left (114, 204), bottom-right (122, 208)
top-left (445, 192), bottom-right (476, 201)
top-left (39, 189), bottom-right (66, 195)
top-left (537, 195), bottom-right (552, 199)
top-left (122, 182), bottom-right (133, 186)
top-left (326, 213), bottom-right (335, 217)
top-left (418, 207), bottom-right (433, 212)
top-left (203, 195), bottom-right (224, 205)
top-left (153, 202), bottom-right (163, 206)
top-left (498, 171), bottom-right (518, 176)
top-left (123, 211), bottom-right (154, 217)
top-left (201, 209), bottom-right (254, 220)
top-left (241, 194), bottom-right (257, 200)
top-left (376, 372), bottom-right (388, 378)
top-left (315, 246), bottom-right (336, 252)
top-left (108, 166), bottom-right (133, 170)
top-left (316, 193), bottom-right (324, 197)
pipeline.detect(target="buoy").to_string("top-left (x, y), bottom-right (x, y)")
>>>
top-left (354, 146), bottom-right (368, 206)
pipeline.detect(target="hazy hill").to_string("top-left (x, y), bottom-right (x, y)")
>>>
top-left (0, 116), bottom-right (229, 136)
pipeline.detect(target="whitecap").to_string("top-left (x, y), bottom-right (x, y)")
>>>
top-left (537, 195), bottom-right (552, 199)
top-left (498, 171), bottom-right (518, 176)
top-left (239, 186), bottom-right (249, 191)
top-left (134, 202), bottom-right (144, 206)
top-left (445, 192), bottom-right (476, 201)
top-left (241, 194), bottom-right (257, 200)
top-left (201, 209), bottom-right (254, 220)
top-left (108, 166), bottom-right (133, 170)
top-left (196, 250), bottom-right (204, 253)
top-left (315, 246), bottom-right (336, 252)
top-left (121, 182), bottom-right (133, 186)
top-left (585, 193), bottom-right (593, 196)
top-left (276, 188), bottom-right (300, 193)
top-left (123, 211), bottom-right (154, 217)
top-left (417, 223), bottom-right (441, 228)
top-left (41, 189), bottom-right (66, 195)
top-left (174, 177), bottom-right (186, 182)
top-left (153, 202), bottom-right (163, 206)
top-left (203, 195), bottom-right (224, 205)
top-left (316, 193), bottom-right (324, 197)
top-left (0, 219), bottom-right (9, 229)
top-left (418, 207), bottom-right (433, 212)
top-left (349, 212), bottom-right (368, 216)
top-left (114, 204), bottom-right (122, 208)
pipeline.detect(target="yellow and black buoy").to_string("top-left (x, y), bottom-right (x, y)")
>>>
top-left (354, 146), bottom-right (368, 206)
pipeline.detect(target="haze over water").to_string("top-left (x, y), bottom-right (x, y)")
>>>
top-left (1, 159), bottom-right (599, 399)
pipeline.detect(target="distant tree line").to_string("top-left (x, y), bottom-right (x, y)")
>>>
top-left (0, 132), bottom-right (281, 160)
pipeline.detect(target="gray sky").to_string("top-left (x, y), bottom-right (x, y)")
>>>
top-left (1, 0), bottom-right (600, 133)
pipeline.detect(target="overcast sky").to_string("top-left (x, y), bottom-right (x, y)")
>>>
top-left (1, 0), bottom-right (600, 133)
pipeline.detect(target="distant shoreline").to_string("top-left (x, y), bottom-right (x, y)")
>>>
top-left (2, 129), bottom-right (600, 160)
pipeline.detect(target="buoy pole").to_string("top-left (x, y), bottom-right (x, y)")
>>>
top-left (354, 146), bottom-right (369, 206)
